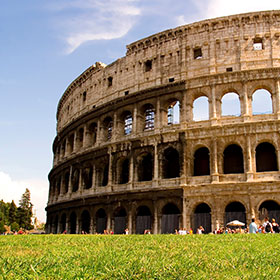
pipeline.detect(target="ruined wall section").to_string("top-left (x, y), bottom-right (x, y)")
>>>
top-left (57, 10), bottom-right (280, 132)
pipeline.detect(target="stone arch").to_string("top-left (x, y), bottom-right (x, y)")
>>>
top-left (120, 110), bottom-right (133, 135)
top-left (142, 103), bottom-right (155, 131)
top-left (162, 147), bottom-right (180, 179)
top-left (96, 208), bottom-right (107, 234)
top-left (193, 146), bottom-right (210, 176)
top-left (71, 168), bottom-right (80, 192)
top-left (77, 127), bottom-right (84, 149)
top-left (167, 99), bottom-right (180, 125)
top-left (191, 203), bottom-right (211, 233)
top-left (60, 213), bottom-right (67, 233)
top-left (258, 200), bottom-right (280, 222)
top-left (161, 203), bottom-right (180, 234)
top-left (102, 116), bottom-right (113, 141)
top-left (137, 153), bottom-right (153, 181)
top-left (88, 122), bottom-right (97, 146)
top-left (82, 164), bottom-right (93, 189)
top-left (193, 96), bottom-right (209, 121)
top-left (225, 201), bottom-right (246, 226)
top-left (95, 155), bottom-right (109, 187)
top-left (114, 207), bottom-right (127, 234)
top-left (64, 171), bottom-right (70, 194)
top-left (252, 89), bottom-right (273, 115)
top-left (256, 142), bottom-right (278, 172)
top-left (81, 210), bottom-right (91, 234)
top-left (117, 157), bottom-right (130, 184)
top-left (221, 92), bottom-right (241, 116)
top-left (223, 144), bottom-right (244, 174)
top-left (136, 206), bottom-right (152, 234)
top-left (70, 212), bottom-right (77, 234)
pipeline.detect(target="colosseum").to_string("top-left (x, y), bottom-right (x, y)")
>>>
top-left (46, 10), bottom-right (280, 234)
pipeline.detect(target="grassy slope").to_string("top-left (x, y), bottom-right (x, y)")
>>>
top-left (0, 234), bottom-right (279, 279)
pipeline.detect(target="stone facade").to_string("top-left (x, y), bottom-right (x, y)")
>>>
top-left (46, 10), bottom-right (280, 234)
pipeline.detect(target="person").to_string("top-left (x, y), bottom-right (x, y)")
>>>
top-left (263, 217), bottom-right (273, 233)
top-left (197, 226), bottom-right (204, 234)
top-left (249, 218), bottom-right (258, 234)
top-left (125, 228), bottom-right (129, 235)
top-left (271, 218), bottom-right (280, 233)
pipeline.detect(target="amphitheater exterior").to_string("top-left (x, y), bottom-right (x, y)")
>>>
top-left (46, 10), bottom-right (280, 234)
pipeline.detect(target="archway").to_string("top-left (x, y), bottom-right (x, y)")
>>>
top-left (221, 92), bottom-right (240, 116)
top-left (167, 100), bottom-right (180, 125)
top-left (53, 215), bottom-right (58, 234)
top-left (119, 158), bottom-right (129, 184)
top-left (138, 153), bottom-right (153, 181)
top-left (193, 96), bottom-right (209, 121)
top-left (252, 89), bottom-right (272, 115)
top-left (256, 142), bottom-right (278, 172)
top-left (81, 210), bottom-right (90, 234)
top-left (193, 147), bottom-right (210, 176)
top-left (223, 144), bottom-right (244, 174)
top-left (192, 203), bottom-right (211, 233)
top-left (162, 147), bottom-right (180, 178)
top-left (96, 208), bottom-right (107, 234)
top-left (70, 212), bottom-right (77, 234)
top-left (136, 206), bottom-right (152, 234)
top-left (259, 200), bottom-right (280, 222)
top-left (114, 207), bottom-right (127, 234)
top-left (60, 213), bottom-right (66, 233)
top-left (225, 202), bottom-right (246, 226)
top-left (161, 203), bottom-right (180, 234)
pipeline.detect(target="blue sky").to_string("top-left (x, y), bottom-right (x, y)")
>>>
top-left (1, 0), bottom-right (280, 222)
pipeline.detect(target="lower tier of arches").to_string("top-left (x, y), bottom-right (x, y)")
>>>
top-left (46, 185), bottom-right (280, 234)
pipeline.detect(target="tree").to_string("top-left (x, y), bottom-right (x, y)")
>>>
top-left (18, 188), bottom-right (33, 230)
top-left (8, 200), bottom-right (17, 224)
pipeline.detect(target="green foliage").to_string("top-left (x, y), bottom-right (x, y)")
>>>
top-left (0, 189), bottom-right (34, 231)
top-left (0, 234), bottom-right (280, 279)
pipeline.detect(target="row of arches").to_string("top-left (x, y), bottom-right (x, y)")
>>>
top-left (49, 200), bottom-right (280, 234)
top-left (54, 88), bottom-right (275, 164)
top-left (50, 141), bottom-right (278, 199)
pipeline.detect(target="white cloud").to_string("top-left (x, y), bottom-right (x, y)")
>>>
top-left (0, 171), bottom-right (48, 223)
top-left (49, 0), bottom-right (141, 54)
top-left (177, 0), bottom-right (280, 26)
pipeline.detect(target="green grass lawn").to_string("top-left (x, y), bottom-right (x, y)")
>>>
top-left (0, 234), bottom-right (279, 279)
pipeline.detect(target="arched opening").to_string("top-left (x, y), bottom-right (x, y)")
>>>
top-left (167, 100), bottom-right (180, 125)
top-left (193, 147), bottom-right (210, 176)
top-left (259, 200), bottom-right (280, 222)
top-left (77, 128), bottom-right (84, 148)
top-left (192, 203), bottom-right (211, 233)
top-left (56, 178), bottom-right (61, 196)
top-left (136, 206), bottom-right (152, 234)
top-left (103, 117), bottom-right (113, 141)
top-left (71, 169), bottom-right (80, 192)
top-left (144, 104), bottom-right (155, 130)
top-left (256, 142), bottom-right (278, 172)
top-left (223, 144), bottom-right (244, 174)
top-left (53, 215), bottom-right (58, 234)
top-left (81, 210), bottom-right (90, 234)
top-left (64, 172), bottom-right (69, 194)
top-left (225, 202), bottom-right (246, 226)
top-left (114, 207), bottom-right (127, 234)
top-left (161, 203), bottom-right (180, 234)
top-left (88, 122), bottom-right (97, 146)
top-left (123, 112), bottom-right (133, 135)
top-left (252, 89), bottom-right (273, 115)
top-left (68, 134), bottom-right (74, 154)
top-left (193, 96), bottom-right (209, 121)
top-left (102, 163), bottom-right (109, 186)
top-left (83, 166), bottom-right (93, 189)
top-left (60, 213), bottom-right (66, 233)
top-left (119, 158), bottom-right (129, 184)
top-left (96, 208), bottom-right (107, 234)
top-left (70, 212), bottom-right (77, 234)
top-left (221, 92), bottom-right (240, 116)
top-left (162, 147), bottom-right (180, 178)
top-left (138, 153), bottom-right (153, 181)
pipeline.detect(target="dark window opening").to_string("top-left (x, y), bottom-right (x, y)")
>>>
top-left (138, 153), bottom-right (153, 181)
top-left (70, 212), bottom-right (77, 234)
top-left (194, 48), bottom-right (202, 59)
top-left (194, 147), bottom-right (210, 176)
top-left (102, 164), bottom-right (109, 186)
top-left (108, 76), bottom-right (113, 87)
top-left (223, 144), bottom-right (244, 174)
top-left (64, 172), bottom-right (69, 194)
top-left (136, 206), bottom-right (152, 234)
top-left (81, 210), bottom-right (90, 234)
top-left (60, 214), bottom-right (66, 233)
top-left (226, 67), bottom-right (233, 72)
top-left (78, 128), bottom-right (84, 148)
top-left (125, 91), bottom-right (129, 96)
top-left (163, 147), bottom-right (180, 178)
top-left (96, 209), bottom-right (107, 234)
top-left (89, 123), bottom-right (97, 146)
top-left (83, 91), bottom-right (87, 102)
top-left (169, 77), bottom-right (175, 82)
top-left (114, 207), bottom-right (127, 234)
top-left (256, 142), bottom-right (278, 172)
top-left (83, 166), bottom-right (93, 189)
top-left (68, 134), bottom-right (74, 154)
top-left (144, 60), bottom-right (152, 72)
top-left (71, 169), bottom-right (80, 192)
top-left (119, 158), bottom-right (129, 184)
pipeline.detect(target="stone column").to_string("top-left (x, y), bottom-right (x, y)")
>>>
top-left (246, 135), bottom-right (254, 181)
top-left (76, 217), bottom-right (80, 234)
top-left (68, 165), bottom-right (73, 197)
top-left (275, 79), bottom-right (280, 119)
top-left (107, 211), bottom-right (112, 232)
top-left (112, 111), bottom-right (118, 140)
top-left (65, 218), bottom-right (70, 234)
top-left (182, 196), bottom-right (187, 229)
top-left (153, 143), bottom-right (159, 187)
top-left (211, 139), bottom-right (219, 183)
top-left (180, 90), bottom-right (187, 123)
top-left (133, 104), bottom-right (138, 133)
top-left (153, 201), bottom-right (158, 234)
top-left (78, 168), bottom-right (83, 194)
top-left (210, 85), bottom-right (217, 124)
top-left (155, 97), bottom-right (161, 130)
top-left (108, 149), bottom-right (113, 189)
top-left (128, 209), bottom-right (132, 234)
top-left (129, 152), bottom-right (134, 190)
top-left (90, 214), bottom-right (94, 234)
top-left (96, 119), bottom-right (101, 145)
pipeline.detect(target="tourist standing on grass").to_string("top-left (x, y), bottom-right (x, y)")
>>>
top-left (249, 218), bottom-right (258, 233)
top-left (271, 218), bottom-right (280, 233)
top-left (197, 226), bottom-right (204, 234)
